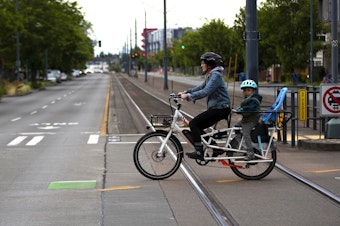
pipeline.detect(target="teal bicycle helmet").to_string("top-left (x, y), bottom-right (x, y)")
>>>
top-left (240, 79), bottom-right (257, 89)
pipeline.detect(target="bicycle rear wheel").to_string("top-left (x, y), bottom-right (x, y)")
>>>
top-left (133, 131), bottom-right (183, 180)
top-left (228, 148), bottom-right (277, 180)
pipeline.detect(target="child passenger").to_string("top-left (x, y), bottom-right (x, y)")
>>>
top-left (235, 79), bottom-right (262, 160)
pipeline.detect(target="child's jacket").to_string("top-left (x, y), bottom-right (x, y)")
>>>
top-left (237, 93), bottom-right (263, 124)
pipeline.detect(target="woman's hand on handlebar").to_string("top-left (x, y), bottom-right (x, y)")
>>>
top-left (180, 93), bottom-right (189, 101)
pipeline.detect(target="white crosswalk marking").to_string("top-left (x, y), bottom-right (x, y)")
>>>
top-left (6, 134), bottom-right (101, 146)
top-left (7, 136), bottom-right (27, 146)
top-left (26, 136), bottom-right (44, 146)
top-left (87, 134), bottom-right (100, 144)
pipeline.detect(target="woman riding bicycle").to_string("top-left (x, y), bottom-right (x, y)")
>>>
top-left (179, 52), bottom-right (231, 160)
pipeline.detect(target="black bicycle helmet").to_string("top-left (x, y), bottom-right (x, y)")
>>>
top-left (200, 52), bottom-right (223, 67)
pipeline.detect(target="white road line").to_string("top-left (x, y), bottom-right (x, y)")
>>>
top-left (26, 136), bottom-right (44, 146)
top-left (11, 117), bottom-right (21, 122)
top-left (87, 135), bottom-right (100, 144)
top-left (30, 111), bottom-right (38, 115)
top-left (7, 136), bottom-right (27, 146)
top-left (42, 105), bottom-right (48, 109)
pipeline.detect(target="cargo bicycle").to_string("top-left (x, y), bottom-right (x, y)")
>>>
top-left (133, 88), bottom-right (291, 180)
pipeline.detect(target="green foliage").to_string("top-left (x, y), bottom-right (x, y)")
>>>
top-left (164, 0), bottom-right (327, 76)
top-left (0, 0), bottom-right (94, 75)
top-left (170, 20), bottom-right (236, 74)
top-left (0, 86), bottom-right (3, 99)
top-left (2, 80), bottom-right (32, 95)
top-left (16, 83), bottom-right (31, 95)
top-left (280, 74), bottom-right (287, 83)
top-left (299, 72), bottom-right (308, 83)
top-left (258, 0), bottom-right (326, 72)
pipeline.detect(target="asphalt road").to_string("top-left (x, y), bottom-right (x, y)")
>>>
top-left (1, 73), bottom-right (339, 226)
top-left (0, 75), bottom-right (108, 225)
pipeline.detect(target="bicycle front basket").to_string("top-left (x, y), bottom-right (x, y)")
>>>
top-left (150, 114), bottom-right (173, 127)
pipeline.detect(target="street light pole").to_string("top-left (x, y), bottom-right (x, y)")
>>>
top-left (331, 0), bottom-right (338, 83)
top-left (163, 0), bottom-right (168, 90)
top-left (245, 0), bottom-right (259, 84)
top-left (16, 0), bottom-right (20, 81)
top-left (310, 0), bottom-right (314, 84)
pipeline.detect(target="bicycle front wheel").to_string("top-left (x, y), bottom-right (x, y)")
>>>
top-left (228, 149), bottom-right (277, 180)
top-left (133, 131), bottom-right (183, 180)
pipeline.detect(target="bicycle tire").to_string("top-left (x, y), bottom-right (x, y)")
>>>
top-left (133, 130), bottom-right (183, 180)
top-left (228, 145), bottom-right (277, 180)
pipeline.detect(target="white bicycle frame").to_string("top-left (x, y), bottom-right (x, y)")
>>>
top-left (158, 107), bottom-right (278, 164)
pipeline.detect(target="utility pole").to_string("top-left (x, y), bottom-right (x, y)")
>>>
top-left (245, 0), bottom-right (259, 85)
top-left (144, 11), bottom-right (148, 82)
top-left (310, 0), bottom-right (314, 84)
top-left (331, 0), bottom-right (338, 83)
top-left (163, 0), bottom-right (168, 90)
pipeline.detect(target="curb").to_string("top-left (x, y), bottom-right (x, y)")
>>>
top-left (298, 139), bottom-right (340, 151)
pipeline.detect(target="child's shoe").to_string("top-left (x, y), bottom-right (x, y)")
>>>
top-left (244, 151), bottom-right (255, 161)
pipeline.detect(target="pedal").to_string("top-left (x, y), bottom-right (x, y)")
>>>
top-left (196, 159), bottom-right (209, 166)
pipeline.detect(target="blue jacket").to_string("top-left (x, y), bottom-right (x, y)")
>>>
top-left (184, 67), bottom-right (230, 110)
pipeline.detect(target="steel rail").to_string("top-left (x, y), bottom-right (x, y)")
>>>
top-left (275, 163), bottom-right (340, 206)
top-left (117, 76), bottom-right (238, 226)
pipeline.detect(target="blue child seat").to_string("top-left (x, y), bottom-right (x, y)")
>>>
top-left (261, 87), bottom-right (288, 125)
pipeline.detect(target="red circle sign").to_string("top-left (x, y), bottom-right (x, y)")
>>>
top-left (323, 87), bottom-right (340, 113)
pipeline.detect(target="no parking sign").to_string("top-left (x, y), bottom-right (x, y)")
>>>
top-left (320, 84), bottom-right (340, 116)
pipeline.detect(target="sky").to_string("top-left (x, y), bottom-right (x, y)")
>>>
top-left (75, 0), bottom-right (266, 55)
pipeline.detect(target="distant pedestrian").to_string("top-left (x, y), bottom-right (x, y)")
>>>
top-left (266, 72), bottom-right (271, 83)
top-left (322, 74), bottom-right (332, 84)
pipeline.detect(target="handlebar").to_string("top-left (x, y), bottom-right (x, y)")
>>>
top-left (169, 93), bottom-right (182, 100)
top-left (169, 93), bottom-right (182, 112)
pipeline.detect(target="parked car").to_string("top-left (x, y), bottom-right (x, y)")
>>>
top-left (61, 72), bottom-right (68, 81)
top-left (84, 68), bottom-right (94, 74)
top-left (47, 72), bottom-right (57, 83)
top-left (94, 68), bottom-right (103, 73)
top-left (71, 69), bottom-right (80, 77)
top-left (47, 69), bottom-right (62, 83)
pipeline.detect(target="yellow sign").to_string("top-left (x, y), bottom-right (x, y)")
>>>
top-left (298, 89), bottom-right (307, 121)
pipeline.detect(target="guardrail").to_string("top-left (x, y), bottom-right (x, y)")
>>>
top-left (259, 85), bottom-right (328, 147)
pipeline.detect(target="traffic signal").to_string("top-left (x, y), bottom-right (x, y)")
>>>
top-left (98, 40), bottom-right (101, 47)
top-left (141, 28), bottom-right (157, 57)
top-left (131, 52), bottom-right (138, 59)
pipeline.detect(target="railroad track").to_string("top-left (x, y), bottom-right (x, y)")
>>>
top-left (112, 73), bottom-right (340, 226)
